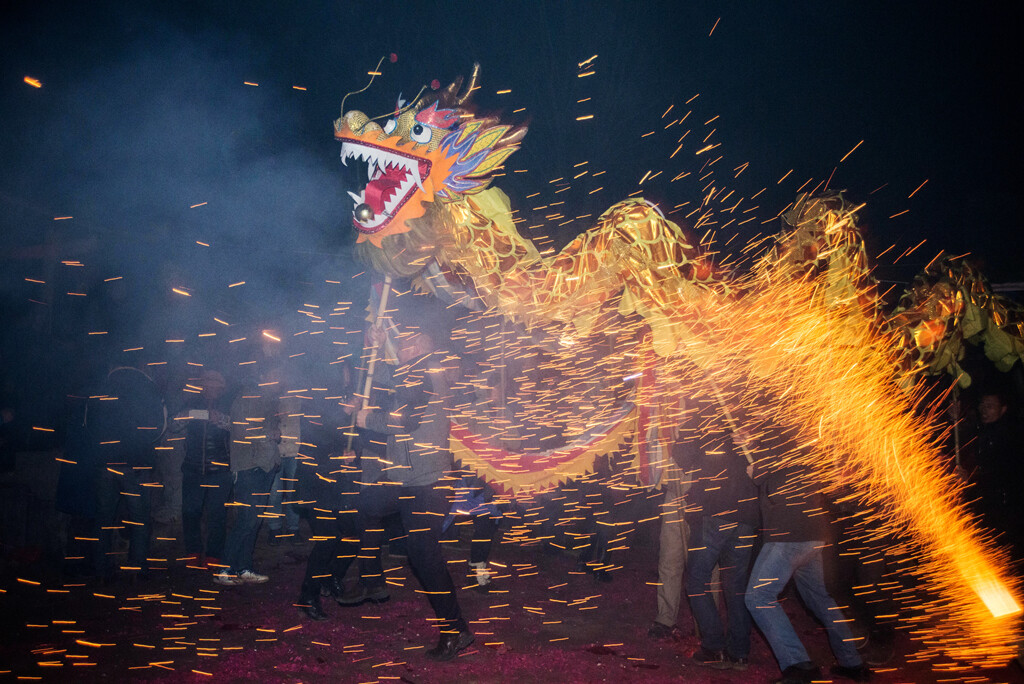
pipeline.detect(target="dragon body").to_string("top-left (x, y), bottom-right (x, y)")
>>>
top-left (334, 65), bottom-right (1023, 667)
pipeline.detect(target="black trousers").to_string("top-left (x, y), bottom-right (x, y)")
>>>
top-left (303, 506), bottom-right (359, 587)
top-left (357, 481), bottom-right (466, 632)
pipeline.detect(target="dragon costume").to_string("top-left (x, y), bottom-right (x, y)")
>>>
top-left (334, 64), bottom-right (1023, 667)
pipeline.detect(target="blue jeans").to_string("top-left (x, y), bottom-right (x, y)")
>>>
top-left (268, 456), bottom-right (300, 533)
top-left (745, 541), bottom-right (863, 671)
top-left (685, 517), bottom-right (755, 658)
top-left (222, 467), bottom-right (274, 573)
top-left (181, 468), bottom-right (232, 558)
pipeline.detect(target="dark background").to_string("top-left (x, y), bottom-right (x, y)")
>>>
top-left (2, 1), bottom-right (1022, 432)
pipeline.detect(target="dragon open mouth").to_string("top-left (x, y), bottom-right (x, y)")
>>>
top-left (340, 139), bottom-right (431, 234)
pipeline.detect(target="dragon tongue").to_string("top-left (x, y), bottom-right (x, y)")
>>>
top-left (363, 164), bottom-right (409, 215)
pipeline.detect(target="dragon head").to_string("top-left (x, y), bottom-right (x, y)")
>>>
top-left (334, 64), bottom-right (527, 248)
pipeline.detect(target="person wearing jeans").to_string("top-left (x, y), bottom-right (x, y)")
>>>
top-left (176, 370), bottom-right (232, 566)
top-left (746, 539), bottom-right (865, 677)
top-left (217, 465), bottom-right (275, 584)
top-left (267, 394), bottom-right (303, 544)
top-left (214, 374), bottom-right (281, 586)
top-left (745, 430), bottom-right (871, 684)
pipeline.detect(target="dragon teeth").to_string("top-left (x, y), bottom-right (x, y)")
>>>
top-left (338, 140), bottom-right (429, 226)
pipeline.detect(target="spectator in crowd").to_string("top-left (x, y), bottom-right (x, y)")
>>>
top-left (214, 367), bottom-right (282, 586)
top-left (267, 375), bottom-right (304, 546)
top-left (968, 391), bottom-right (1023, 559)
top-left (90, 364), bottom-right (166, 581)
top-left (176, 370), bottom-right (232, 569)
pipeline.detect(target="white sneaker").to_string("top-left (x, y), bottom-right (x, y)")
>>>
top-left (213, 571), bottom-right (239, 586)
top-left (238, 569), bottom-right (269, 584)
top-left (469, 561), bottom-right (492, 586)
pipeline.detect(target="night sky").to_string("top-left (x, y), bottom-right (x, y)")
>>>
top-left (1, 1), bottom-right (1022, 422)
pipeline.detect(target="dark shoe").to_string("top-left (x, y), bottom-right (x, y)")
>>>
top-left (299, 581), bottom-right (328, 621)
top-left (288, 529), bottom-right (306, 545)
top-left (773, 662), bottom-right (821, 684)
top-left (426, 629), bottom-right (474, 661)
top-left (336, 583), bottom-right (390, 606)
top-left (298, 590), bottom-right (328, 621)
top-left (322, 574), bottom-right (345, 599)
top-left (647, 621), bottom-right (683, 642)
top-left (712, 653), bottom-right (749, 671)
top-left (830, 664), bottom-right (872, 682)
top-left (692, 646), bottom-right (724, 667)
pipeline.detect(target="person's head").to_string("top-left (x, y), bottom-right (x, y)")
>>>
top-left (390, 293), bottom-right (449, 364)
top-left (978, 392), bottom-right (1008, 425)
top-left (198, 370), bottom-right (227, 400)
top-left (395, 325), bottom-right (435, 364)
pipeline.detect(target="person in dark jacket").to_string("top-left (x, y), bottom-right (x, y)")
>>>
top-left (969, 391), bottom-right (1023, 560)
top-left (680, 398), bottom-right (760, 671)
top-left (175, 370), bottom-right (232, 567)
top-left (348, 307), bottom-right (472, 661)
top-left (293, 362), bottom-right (361, 620)
top-left (90, 365), bottom-right (166, 580)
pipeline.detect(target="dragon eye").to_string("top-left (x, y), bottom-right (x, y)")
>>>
top-left (410, 123), bottom-right (432, 144)
top-left (382, 119), bottom-right (397, 134)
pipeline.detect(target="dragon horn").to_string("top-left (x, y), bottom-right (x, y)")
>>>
top-left (456, 63), bottom-right (481, 106)
top-left (441, 75), bottom-right (465, 105)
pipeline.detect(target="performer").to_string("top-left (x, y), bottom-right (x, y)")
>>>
top-left (745, 427), bottom-right (871, 684)
top-left (681, 398), bottom-right (760, 671)
top-left (347, 300), bottom-right (473, 660)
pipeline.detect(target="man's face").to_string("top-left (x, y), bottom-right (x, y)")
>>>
top-left (978, 395), bottom-right (1007, 425)
top-left (396, 332), bottom-right (424, 364)
top-left (203, 384), bottom-right (225, 401)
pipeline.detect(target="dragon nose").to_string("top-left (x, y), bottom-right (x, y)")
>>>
top-left (335, 110), bottom-right (382, 138)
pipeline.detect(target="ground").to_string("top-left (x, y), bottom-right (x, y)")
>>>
top-left (2, 516), bottom-right (1023, 684)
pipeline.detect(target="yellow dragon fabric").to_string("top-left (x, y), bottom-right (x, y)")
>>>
top-left (335, 64), bottom-right (1023, 667)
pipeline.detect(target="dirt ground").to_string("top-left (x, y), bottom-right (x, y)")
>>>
top-left (2, 516), bottom-right (1023, 684)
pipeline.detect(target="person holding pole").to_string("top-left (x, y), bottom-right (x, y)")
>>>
top-left (342, 291), bottom-right (474, 661)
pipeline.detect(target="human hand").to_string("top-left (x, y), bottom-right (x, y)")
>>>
top-left (341, 396), bottom-right (363, 416)
top-left (365, 324), bottom-right (386, 348)
top-left (355, 408), bottom-right (372, 429)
